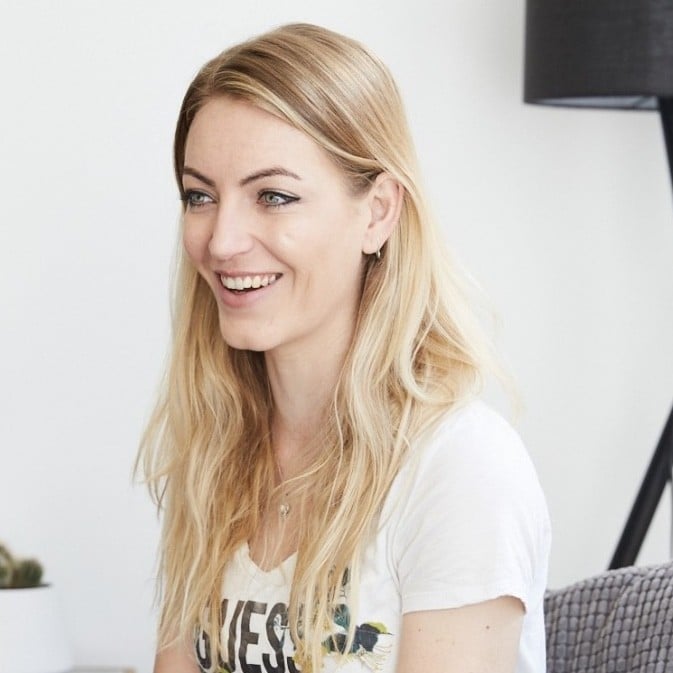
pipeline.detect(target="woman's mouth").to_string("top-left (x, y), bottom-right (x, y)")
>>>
top-left (219, 273), bottom-right (281, 293)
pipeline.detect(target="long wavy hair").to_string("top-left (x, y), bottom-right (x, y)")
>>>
top-left (138, 22), bottom-right (506, 672)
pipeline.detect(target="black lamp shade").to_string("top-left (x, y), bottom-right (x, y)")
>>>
top-left (524, 0), bottom-right (673, 109)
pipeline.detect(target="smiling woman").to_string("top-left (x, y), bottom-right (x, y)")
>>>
top-left (136, 23), bottom-right (550, 673)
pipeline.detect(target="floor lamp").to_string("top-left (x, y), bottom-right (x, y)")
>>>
top-left (523, 0), bottom-right (673, 569)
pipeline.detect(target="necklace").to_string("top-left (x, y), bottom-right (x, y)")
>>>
top-left (275, 457), bottom-right (291, 520)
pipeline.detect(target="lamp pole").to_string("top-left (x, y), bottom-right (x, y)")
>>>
top-left (661, 99), bottom-right (673, 190)
top-left (608, 97), bottom-right (673, 568)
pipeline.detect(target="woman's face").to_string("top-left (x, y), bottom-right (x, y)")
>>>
top-left (181, 97), bottom-right (374, 358)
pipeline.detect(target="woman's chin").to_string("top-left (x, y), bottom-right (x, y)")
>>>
top-left (218, 327), bottom-right (275, 354)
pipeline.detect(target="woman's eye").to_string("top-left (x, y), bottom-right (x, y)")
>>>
top-left (258, 191), bottom-right (299, 208)
top-left (183, 190), bottom-right (214, 209)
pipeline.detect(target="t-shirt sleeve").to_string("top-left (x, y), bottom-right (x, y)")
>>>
top-left (390, 401), bottom-right (550, 615)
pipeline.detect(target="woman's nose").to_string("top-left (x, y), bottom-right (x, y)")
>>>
top-left (207, 201), bottom-right (255, 260)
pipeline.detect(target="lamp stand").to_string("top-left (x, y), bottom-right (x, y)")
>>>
top-left (609, 97), bottom-right (673, 569)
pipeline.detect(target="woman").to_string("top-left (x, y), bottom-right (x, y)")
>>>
top-left (138, 23), bottom-right (550, 673)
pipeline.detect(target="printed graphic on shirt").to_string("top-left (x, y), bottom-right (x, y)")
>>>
top-left (196, 598), bottom-right (297, 673)
top-left (322, 602), bottom-right (392, 672)
top-left (196, 573), bottom-right (392, 672)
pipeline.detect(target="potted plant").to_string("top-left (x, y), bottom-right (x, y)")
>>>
top-left (0, 542), bottom-right (73, 673)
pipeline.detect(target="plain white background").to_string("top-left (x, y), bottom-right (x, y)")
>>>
top-left (2, 0), bottom-right (673, 670)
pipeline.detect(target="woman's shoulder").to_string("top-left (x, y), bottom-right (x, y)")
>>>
top-left (414, 398), bottom-right (532, 473)
top-left (386, 397), bottom-right (549, 531)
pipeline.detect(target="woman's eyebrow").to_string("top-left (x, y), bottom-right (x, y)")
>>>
top-left (182, 166), bottom-right (216, 187)
top-left (239, 167), bottom-right (302, 186)
top-left (181, 165), bottom-right (302, 187)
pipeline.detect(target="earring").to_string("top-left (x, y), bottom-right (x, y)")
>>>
top-left (375, 247), bottom-right (381, 261)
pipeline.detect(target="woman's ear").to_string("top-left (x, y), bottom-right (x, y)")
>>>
top-left (362, 173), bottom-right (404, 255)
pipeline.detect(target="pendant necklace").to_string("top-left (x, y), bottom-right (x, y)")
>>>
top-left (276, 459), bottom-right (291, 520)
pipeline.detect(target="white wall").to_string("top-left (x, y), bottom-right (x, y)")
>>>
top-left (2, 1), bottom-right (672, 671)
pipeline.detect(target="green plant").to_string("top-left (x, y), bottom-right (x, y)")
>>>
top-left (0, 543), bottom-right (44, 588)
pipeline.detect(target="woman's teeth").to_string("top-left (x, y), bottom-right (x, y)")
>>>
top-left (220, 273), bottom-right (279, 291)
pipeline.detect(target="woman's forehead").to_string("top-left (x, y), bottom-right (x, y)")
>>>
top-left (183, 97), bottom-right (339, 184)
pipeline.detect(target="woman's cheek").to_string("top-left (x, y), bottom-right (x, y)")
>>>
top-left (182, 225), bottom-right (207, 265)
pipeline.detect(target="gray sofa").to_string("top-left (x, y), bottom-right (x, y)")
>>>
top-left (544, 561), bottom-right (673, 672)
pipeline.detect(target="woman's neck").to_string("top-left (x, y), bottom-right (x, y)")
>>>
top-left (264, 324), bottom-right (353, 471)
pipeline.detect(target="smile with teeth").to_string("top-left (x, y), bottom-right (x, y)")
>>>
top-left (219, 273), bottom-right (280, 292)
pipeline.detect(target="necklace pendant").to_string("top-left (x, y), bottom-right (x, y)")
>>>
top-left (279, 503), bottom-right (291, 520)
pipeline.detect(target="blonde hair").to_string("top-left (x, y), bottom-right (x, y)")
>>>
top-left (138, 22), bottom-right (506, 672)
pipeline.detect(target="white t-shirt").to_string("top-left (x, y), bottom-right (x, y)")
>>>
top-left (195, 399), bottom-right (551, 673)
